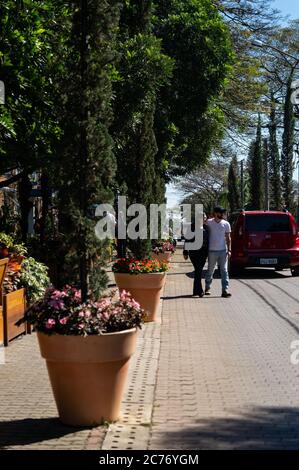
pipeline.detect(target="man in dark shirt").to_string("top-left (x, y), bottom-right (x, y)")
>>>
top-left (183, 214), bottom-right (209, 297)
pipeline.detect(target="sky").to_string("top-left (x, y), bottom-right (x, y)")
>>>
top-left (166, 0), bottom-right (299, 208)
top-left (272, 0), bottom-right (299, 20)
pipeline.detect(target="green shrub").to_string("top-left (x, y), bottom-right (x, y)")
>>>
top-left (19, 257), bottom-right (51, 304)
top-left (0, 232), bottom-right (14, 248)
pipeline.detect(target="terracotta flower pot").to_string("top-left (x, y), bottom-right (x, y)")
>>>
top-left (152, 251), bottom-right (172, 263)
top-left (114, 272), bottom-right (166, 322)
top-left (37, 328), bottom-right (137, 426)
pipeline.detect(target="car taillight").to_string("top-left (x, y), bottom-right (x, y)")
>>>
top-left (292, 224), bottom-right (297, 236)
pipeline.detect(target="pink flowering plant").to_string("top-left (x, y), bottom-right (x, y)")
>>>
top-left (152, 240), bottom-right (175, 254)
top-left (22, 285), bottom-right (146, 335)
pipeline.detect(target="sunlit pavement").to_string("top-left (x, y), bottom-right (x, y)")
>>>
top-left (149, 250), bottom-right (299, 449)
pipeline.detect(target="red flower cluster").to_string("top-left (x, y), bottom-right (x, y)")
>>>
top-left (112, 258), bottom-right (169, 274)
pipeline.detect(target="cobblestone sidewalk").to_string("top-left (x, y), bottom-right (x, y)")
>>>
top-left (0, 333), bottom-right (106, 450)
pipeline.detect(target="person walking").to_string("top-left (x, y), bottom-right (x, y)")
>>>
top-left (205, 206), bottom-right (232, 298)
top-left (183, 214), bottom-right (209, 297)
top-left (116, 210), bottom-right (127, 258)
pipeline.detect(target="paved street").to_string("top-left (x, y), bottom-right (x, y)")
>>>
top-left (150, 251), bottom-right (299, 449)
top-left (1, 249), bottom-right (299, 449)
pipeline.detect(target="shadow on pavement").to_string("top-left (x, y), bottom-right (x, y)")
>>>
top-left (155, 406), bottom-right (299, 450)
top-left (185, 268), bottom-right (216, 279)
top-left (162, 294), bottom-right (194, 300)
top-left (166, 272), bottom-right (188, 276)
top-left (185, 268), bottom-right (289, 281)
top-left (0, 417), bottom-right (89, 448)
top-left (229, 268), bottom-right (289, 280)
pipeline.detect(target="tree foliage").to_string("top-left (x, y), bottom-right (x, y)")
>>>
top-left (0, 0), bottom-right (68, 172)
top-left (248, 116), bottom-right (264, 210)
top-left (113, 0), bottom-right (232, 257)
top-left (227, 155), bottom-right (240, 212)
top-left (153, 0), bottom-right (233, 177)
top-left (112, 1), bottom-right (173, 258)
top-left (55, 0), bottom-right (121, 299)
top-left (281, 76), bottom-right (296, 212)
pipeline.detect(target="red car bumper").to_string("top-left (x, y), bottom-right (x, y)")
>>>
top-left (231, 248), bottom-right (299, 268)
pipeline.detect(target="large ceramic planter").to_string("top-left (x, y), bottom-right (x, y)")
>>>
top-left (152, 251), bottom-right (172, 263)
top-left (114, 272), bottom-right (166, 322)
top-left (37, 328), bottom-right (137, 426)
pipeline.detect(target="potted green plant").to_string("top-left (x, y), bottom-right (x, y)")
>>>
top-left (2, 256), bottom-right (50, 345)
top-left (0, 233), bottom-right (14, 258)
top-left (0, 233), bottom-right (28, 265)
top-left (20, 286), bottom-right (145, 426)
top-left (3, 256), bottom-right (50, 303)
top-left (113, 258), bottom-right (168, 322)
top-left (152, 240), bottom-right (175, 263)
top-left (10, 243), bottom-right (28, 265)
top-left (18, 257), bottom-right (50, 304)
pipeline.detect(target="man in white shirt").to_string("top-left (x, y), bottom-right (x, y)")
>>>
top-left (205, 206), bottom-right (232, 298)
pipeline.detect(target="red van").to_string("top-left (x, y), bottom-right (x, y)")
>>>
top-left (230, 210), bottom-right (299, 276)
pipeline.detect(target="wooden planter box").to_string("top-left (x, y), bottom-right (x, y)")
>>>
top-left (1, 288), bottom-right (27, 346)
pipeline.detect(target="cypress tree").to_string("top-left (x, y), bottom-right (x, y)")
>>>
top-left (112, 0), bottom-right (172, 258)
top-left (281, 76), bottom-right (295, 211)
top-left (56, 0), bottom-right (120, 300)
top-left (249, 115), bottom-right (264, 210)
top-left (228, 155), bottom-right (241, 213)
top-left (246, 140), bottom-right (255, 209)
top-left (263, 138), bottom-right (269, 211)
top-left (268, 93), bottom-right (282, 210)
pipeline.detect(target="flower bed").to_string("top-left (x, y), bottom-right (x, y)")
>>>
top-left (112, 258), bottom-right (168, 274)
top-left (152, 240), bottom-right (176, 254)
top-left (24, 286), bottom-right (146, 335)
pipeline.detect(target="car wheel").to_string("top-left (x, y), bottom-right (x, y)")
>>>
top-left (291, 267), bottom-right (299, 277)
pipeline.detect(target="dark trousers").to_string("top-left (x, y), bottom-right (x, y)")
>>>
top-left (117, 239), bottom-right (127, 258)
top-left (189, 250), bottom-right (208, 295)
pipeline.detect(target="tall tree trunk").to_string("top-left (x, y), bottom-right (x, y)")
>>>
top-left (228, 155), bottom-right (240, 213)
top-left (281, 75), bottom-right (295, 211)
top-left (268, 93), bottom-right (281, 210)
top-left (250, 115), bottom-right (264, 210)
top-left (263, 138), bottom-right (269, 211)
